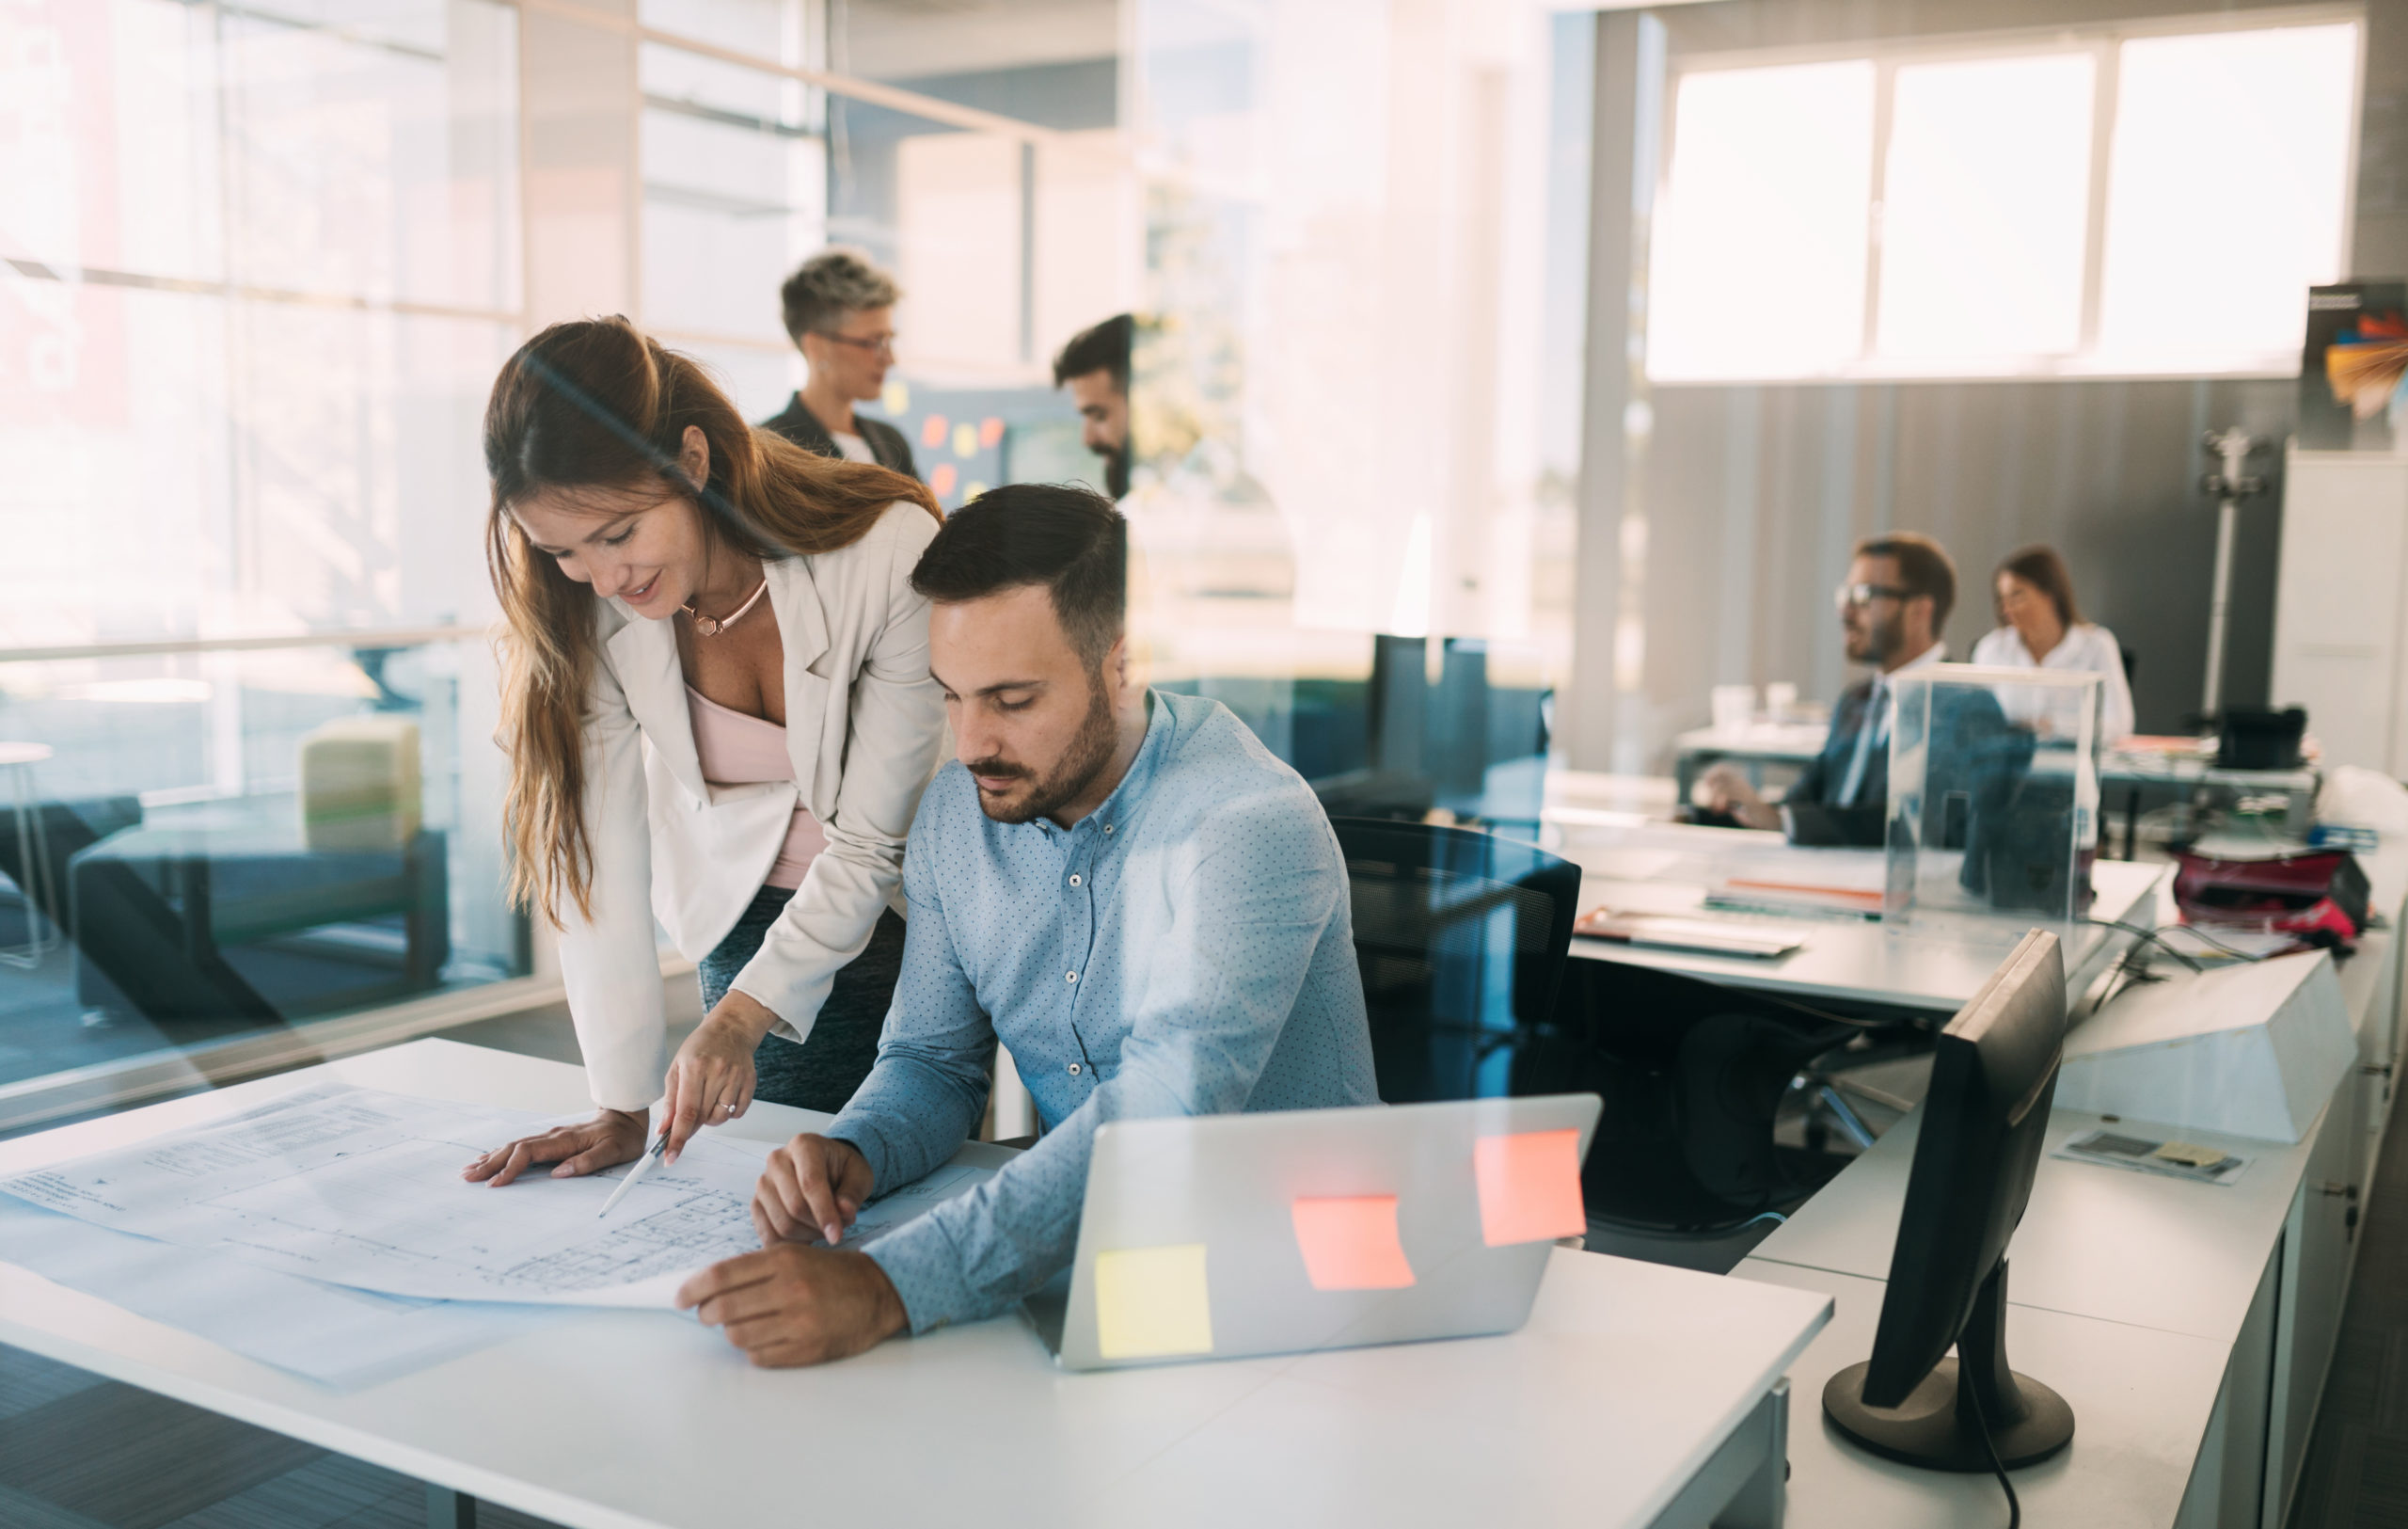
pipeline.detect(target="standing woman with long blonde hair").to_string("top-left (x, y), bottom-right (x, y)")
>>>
top-left (462, 316), bottom-right (945, 1183)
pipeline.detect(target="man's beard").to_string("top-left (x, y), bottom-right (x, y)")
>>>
top-left (1848, 611), bottom-right (1906, 666)
top-left (965, 677), bottom-right (1119, 825)
top-left (1102, 444), bottom-right (1131, 501)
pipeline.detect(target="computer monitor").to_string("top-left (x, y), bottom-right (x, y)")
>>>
top-left (1821, 928), bottom-right (2076, 1472)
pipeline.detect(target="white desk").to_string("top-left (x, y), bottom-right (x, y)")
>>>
top-left (1667, 728), bottom-right (2323, 838)
top-left (0, 1039), bottom-right (1833, 1529)
top-left (1747, 1104), bottom-right (2307, 1346)
top-left (1735, 1261), bottom-right (2241, 1529)
top-left (1544, 819), bottom-right (2167, 1014)
top-left (1733, 908), bottom-right (2406, 1529)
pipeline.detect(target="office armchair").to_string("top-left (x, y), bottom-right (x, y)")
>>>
top-left (1329, 818), bottom-right (1581, 1104)
top-left (1513, 960), bottom-right (1861, 1235)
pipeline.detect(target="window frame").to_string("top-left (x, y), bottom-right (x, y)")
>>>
top-left (1647, 4), bottom-right (2367, 385)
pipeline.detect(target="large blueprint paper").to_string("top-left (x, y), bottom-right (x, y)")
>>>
top-left (0, 1085), bottom-right (808, 1306)
top-left (0, 1194), bottom-right (544, 1389)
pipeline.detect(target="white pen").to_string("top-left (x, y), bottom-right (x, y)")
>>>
top-left (595, 1129), bottom-right (670, 1218)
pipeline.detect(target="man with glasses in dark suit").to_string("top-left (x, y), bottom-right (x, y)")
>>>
top-left (760, 248), bottom-right (920, 479)
top-left (1702, 533), bottom-right (1980, 845)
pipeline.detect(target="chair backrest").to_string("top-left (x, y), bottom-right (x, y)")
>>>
top-left (1529, 958), bottom-right (1861, 1232)
top-left (1328, 818), bottom-right (1581, 1103)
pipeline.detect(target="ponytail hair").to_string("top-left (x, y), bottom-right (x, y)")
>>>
top-left (483, 315), bottom-right (940, 923)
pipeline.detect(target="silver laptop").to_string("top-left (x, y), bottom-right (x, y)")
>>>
top-left (1023, 1093), bottom-right (1602, 1371)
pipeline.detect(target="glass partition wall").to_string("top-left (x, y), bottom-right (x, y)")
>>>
top-left (0, 0), bottom-right (530, 1129)
top-left (0, 0), bottom-right (1589, 1127)
top-left (1127, 0), bottom-right (1580, 836)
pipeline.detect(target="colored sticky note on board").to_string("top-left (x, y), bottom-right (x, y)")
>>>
top-left (1473, 1129), bottom-right (1587, 1247)
top-left (1291, 1196), bottom-right (1417, 1291)
top-left (1094, 1244), bottom-right (1214, 1360)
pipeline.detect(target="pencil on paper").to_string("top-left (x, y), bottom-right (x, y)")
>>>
top-left (597, 1130), bottom-right (670, 1218)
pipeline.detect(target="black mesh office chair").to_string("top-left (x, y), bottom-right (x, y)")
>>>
top-left (1513, 960), bottom-right (1865, 1235)
top-left (1328, 818), bottom-right (1581, 1103)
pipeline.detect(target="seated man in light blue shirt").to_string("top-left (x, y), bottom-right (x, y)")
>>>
top-left (674, 484), bottom-right (1378, 1365)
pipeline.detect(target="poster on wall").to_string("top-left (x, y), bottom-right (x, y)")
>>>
top-left (2302, 282), bottom-right (2408, 450)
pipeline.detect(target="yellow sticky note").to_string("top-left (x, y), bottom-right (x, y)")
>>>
top-left (1094, 1244), bottom-right (1214, 1360)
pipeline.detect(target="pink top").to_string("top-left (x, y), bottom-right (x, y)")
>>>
top-left (685, 686), bottom-right (828, 890)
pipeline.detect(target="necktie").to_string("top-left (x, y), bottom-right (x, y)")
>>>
top-left (1836, 678), bottom-right (1886, 807)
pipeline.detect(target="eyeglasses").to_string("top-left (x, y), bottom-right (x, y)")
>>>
top-left (1834, 581), bottom-right (1911, 611)
top-left (815, 330), bottom-right (896, 358)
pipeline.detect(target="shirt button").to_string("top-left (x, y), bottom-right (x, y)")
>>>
top-left (1102, 823), bottom-right (1114, 834)
top-left (1066, 971), bottom-right (1078, 983)
top-left (1069, 874), bottom-right (1082, 886)
top-left (1069, 1061), bottom-right (1083, 1075)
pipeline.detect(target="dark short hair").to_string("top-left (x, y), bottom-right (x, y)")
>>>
top-left (911, 485), bottom-right (1127, 669)
top-left (780, 248), bottom-right (900, 345)
top-left (1052, 313), bottom-right (1133, 391)
top-left (1857, 532), bottom-right (1957, 629)
top-left (1995, 544), bottom-right (2081, 628)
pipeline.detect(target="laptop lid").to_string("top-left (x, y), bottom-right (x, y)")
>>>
top-left (1032, 1093), bottom-right (1602, 1371)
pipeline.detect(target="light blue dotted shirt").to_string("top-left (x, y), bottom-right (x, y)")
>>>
top-left (829, 688), bottom-right (1378, 1330)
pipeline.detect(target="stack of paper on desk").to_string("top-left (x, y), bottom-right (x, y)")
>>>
top-left (0, 1083), bottom-right (994, 1327)
top-left (0, 1193), bottom-right (541, 1389)
top-left (0, 1084), bottom-right (777, 1307)
top-left (1706, 850), bottom-right (1888, 918)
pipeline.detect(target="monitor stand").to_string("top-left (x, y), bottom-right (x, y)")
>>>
top-left (1822, 1259), bottom-right (2076, 1472)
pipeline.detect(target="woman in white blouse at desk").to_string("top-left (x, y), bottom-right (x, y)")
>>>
top-left (461, 317), bottom-right (947, 1184)
top-left (1970, 544), bottom-right (2135, 745)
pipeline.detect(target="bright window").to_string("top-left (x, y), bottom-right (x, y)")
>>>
top-left (1647, 14), bottom-right (2362, 382)
top-left (1877, 53), bottom-right (2094, 362)
top-left (1646, 60), bottom-right (1875, 382)
top-left (2097, 23), bottom-right (2360, 367)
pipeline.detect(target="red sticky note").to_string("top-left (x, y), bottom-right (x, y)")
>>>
top-left (1291, 1195), bottom-right (1416, 1291)
top-left (920, 414), bottom-right (949, 449)
top-left (1473, 1129), bottom-right (1587, 1247)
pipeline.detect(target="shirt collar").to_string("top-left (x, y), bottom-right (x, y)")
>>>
top-left (1041, 689), bottom-right (1171, 838)
top-left (1873, 641), bottom-right (1947, 689)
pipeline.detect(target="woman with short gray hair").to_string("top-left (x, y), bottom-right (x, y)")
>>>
top-left (760, 248), bottom-right (920, 479)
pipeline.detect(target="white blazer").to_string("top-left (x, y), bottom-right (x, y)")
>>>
top-left (554, 501), bottom-right (947, 1111)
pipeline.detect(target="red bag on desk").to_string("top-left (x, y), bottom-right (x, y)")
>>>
top-left (2171, 847), bottom-right (2369, 948)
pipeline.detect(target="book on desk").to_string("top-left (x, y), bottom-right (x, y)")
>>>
top-left (1575, 907), bottom-right (1807, 960)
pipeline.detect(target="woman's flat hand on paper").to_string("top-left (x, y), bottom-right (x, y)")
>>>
top-left (462, 1108), bottom-right (647, 1186)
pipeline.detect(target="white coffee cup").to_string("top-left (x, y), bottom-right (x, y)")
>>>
top-left (1711, 684), bottom-right (1756, 734)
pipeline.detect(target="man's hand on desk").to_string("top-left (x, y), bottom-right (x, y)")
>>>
top-left (1698, 762), bottom-right (1782, 832)
top-left (752, 1133), bottom-right (876, 1248)
top-left (677, 1244), bottom-right (908, 1367)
